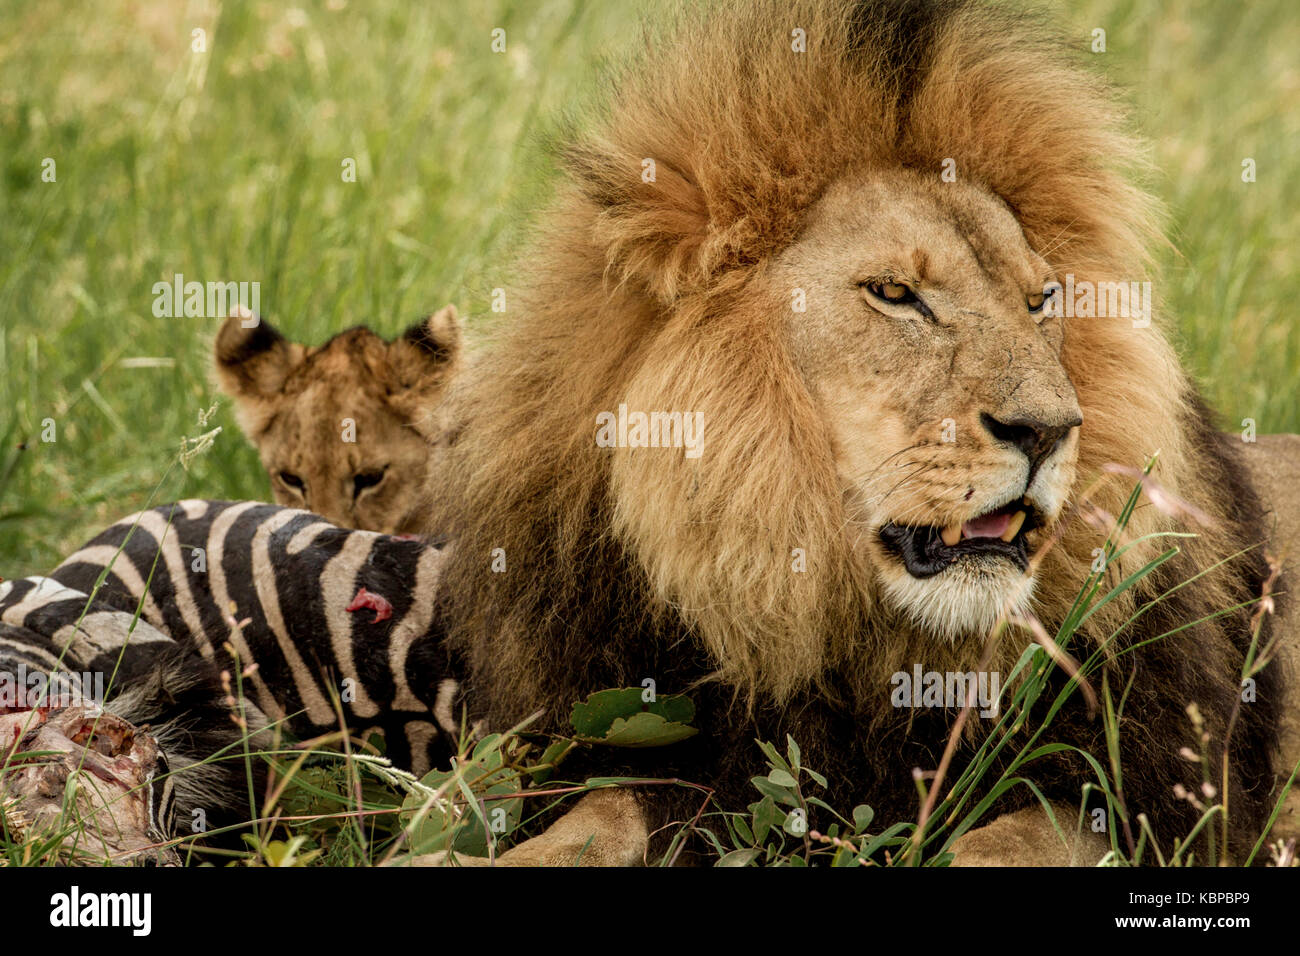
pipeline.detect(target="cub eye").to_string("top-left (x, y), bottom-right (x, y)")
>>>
top-left (279, 472), bottom-right (305, 492)
top-left (353, 469), bottom-right (386, 498)
top-left (865, 281), bottom-right (917, 304)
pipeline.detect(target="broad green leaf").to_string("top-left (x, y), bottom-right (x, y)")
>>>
top-left (569, 687), bottom-right (695, 737)
top-left (750, 776), bottom-right (797, 806)
top-left (575, 710), bottom-right (698, 748)
top-left (717, 848), bottom-right (762, 867)
top-left (755, 738), bottom-right (793, 776)
top-left (751, 795), bottom-right (781, 844)
top-left (767, 768), bottom-right (797, 788)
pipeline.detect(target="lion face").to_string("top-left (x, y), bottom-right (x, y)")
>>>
top-left (214, 306), bottom-right (461, 534)
top-left (774, 169), bottom-right (1082, 638)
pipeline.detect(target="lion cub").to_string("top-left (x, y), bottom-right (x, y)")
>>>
top-left (214, 305), bottom-right (461, 535)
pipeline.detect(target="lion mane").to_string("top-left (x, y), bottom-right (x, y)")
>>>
top-left (431, 0), bottom-right (1282, 854)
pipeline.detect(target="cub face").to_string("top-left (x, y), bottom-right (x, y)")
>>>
top-left (772, 168), bottom-right (1082, 639)
top-left (213, 305), bottom-right (461, 534)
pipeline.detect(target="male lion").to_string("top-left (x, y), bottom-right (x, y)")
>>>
top-left (427, 0), bottom-right (1297, 863)
top-left (214, 305), bottom-right (461, 534)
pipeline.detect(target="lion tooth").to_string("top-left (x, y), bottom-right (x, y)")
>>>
top-left (940, 524), bottom-right (962, 547)
top-left (1000, 510), bottom-right (1027, 542)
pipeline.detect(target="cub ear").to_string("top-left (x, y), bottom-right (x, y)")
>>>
top-left (385, 305), bottom-right (462, 435)
top-left (389, 304), bottom-right (462, 383)
top-left (213, 309), bottom-right (303, 402)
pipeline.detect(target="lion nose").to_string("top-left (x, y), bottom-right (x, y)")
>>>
top-left (979, 411), bottom-right (1081, 471)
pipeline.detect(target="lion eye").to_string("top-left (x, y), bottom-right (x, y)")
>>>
top-left (1027, 292), bottom-right (1046, 313)
top-left (353, 469), bottom-right (386, 498)
top-left (867, 281), bottom-right (916, 304)
top-left (279, 471), bottom-right (305, 491)
top-left (861, 280), bottom-right (935, 320)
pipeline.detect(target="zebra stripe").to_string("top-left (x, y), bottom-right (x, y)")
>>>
top-left (125, 506), bottom-right (216, 657)
top-left (205, 501), bottom-right (274, 697)
top-left (321, 530), bottom-right (385, 719)
top-left (248, 508), bottom-right (336, 726)
top-left (388, 547), bottom-right (445, 713)
top-left (21, 500), bottom-right (464, 777)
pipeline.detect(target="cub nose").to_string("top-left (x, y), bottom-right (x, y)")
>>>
top-left (979, 411), bottom-right (1081, 470)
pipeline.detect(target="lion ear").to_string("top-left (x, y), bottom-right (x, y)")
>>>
top-left (213, 310), bottom-right (303, 403)
top-left (563, 144), bottom-right (711, 302)
top-left (385, 305), bottom-right (462, 430)
top-left (389, 305), bottom-right (461, 383)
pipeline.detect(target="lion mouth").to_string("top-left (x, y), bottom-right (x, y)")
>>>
top-left (879, 498), bottom-right (1039, 579)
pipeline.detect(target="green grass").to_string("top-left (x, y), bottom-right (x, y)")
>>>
top-left (0, 0), bottom-right (1297, 568)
